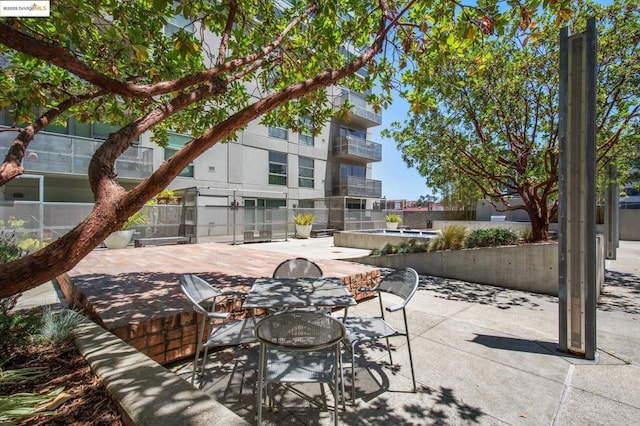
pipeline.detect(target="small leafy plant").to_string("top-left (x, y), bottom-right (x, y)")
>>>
top-left (293, 212), bottom-right (315, 225)
top-left (372, 238), bottom-right (429, 255)
top-left (428, 225), bottom-right (468, 251)
top-left (34, 309), bottom-right (84, 344)
top-left (385, 213), bottom-right (402, 223)
top-left (0, 232), bottom-right (24, 264)
top-left (465, 228), bottom-right (519, 248)
top-left (121, 208), bottom-right (150, 230)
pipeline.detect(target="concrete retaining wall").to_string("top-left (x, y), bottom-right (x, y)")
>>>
top-left (620, 210), bottom-right (640, 241)
top-left (334, 230), bottom-right (438, 250)
top-left (350, 238), bottom-right (605, 297)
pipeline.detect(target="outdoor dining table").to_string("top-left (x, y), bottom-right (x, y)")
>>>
top-left (243, 276), bottom-right (357, 312)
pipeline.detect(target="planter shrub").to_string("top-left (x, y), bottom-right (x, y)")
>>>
top-left (428, 224), bottom-right (468, 251)
top-left (465, 228), bottom-right (518, 248)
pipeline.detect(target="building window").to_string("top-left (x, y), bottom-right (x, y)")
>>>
top-left (298, 200), bottom-right (315, 209)
top-left (298, 117), bottom-right (314, 146)
top-left (298, 157), bottom-right (314, 188)
top-left (164, 15), bottom-right (196, 37)
top-left (340, 163), bottom-right (366, 178)
top-left (340, 126), bottom-right (366, 139)
top-left (165, 133), bottom-right (194, 177)
top-left (268, 151), bottom-right (287, 185)
top-left (268, 126), bottom-right (288, 140)
top-left (92, 122), bottom-right (120, 140)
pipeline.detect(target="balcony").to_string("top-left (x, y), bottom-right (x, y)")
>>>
top-left (335, 176), bottom-right (382, 198)
top-left (335, 88), bottom-right (382, 127)
top-left (333, 135), bottom-right (382, 163)
top-left (0, 128), bottom-right (153, 179)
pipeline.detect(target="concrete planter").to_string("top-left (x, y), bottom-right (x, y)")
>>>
top-left (103, 230), bottom-right (134, 249)
top-left (295, 224), bottom-right (312, 239)
top-left (350, 239), bottom-right (604, 297)
top-left (386, 221), bottom-right (399, 230)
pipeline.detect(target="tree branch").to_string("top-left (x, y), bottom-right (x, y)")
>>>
top-left (0, 90), bottom-right (103, 186)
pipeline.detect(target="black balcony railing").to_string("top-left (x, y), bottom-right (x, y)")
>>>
top-left (0, 128), bottom-right (153, 179)
top-left (333, 135), bottom-right (382, 163)
top-left (335, 176), bottom-right (382, 197)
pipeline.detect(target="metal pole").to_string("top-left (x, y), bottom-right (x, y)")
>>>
top-left (558, 25), bottom-right (569, 354)
top-left (232, 189), bottom-right (237, 245)
top-left (38, 175), bottom-right (44, 246)
top-left (605, 163), bottom-right (618, 260)
top-left (584, 17), bottom-right (597, 360)
top-left (284, 192), bottom-right (289, 241)
top-left (558, 17), bottom-right (597, 360)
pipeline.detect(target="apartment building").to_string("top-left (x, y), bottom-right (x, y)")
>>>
top-left (0, 86), bottom-right (383, 204)
top-left (0, 6), bottom-right (385, 216)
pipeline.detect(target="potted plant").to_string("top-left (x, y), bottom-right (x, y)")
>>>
top-left (293, 212), bottom-right (315, 239)
top-left (385, 213), bottom-right (402, 230)
top-left (155, 189), bottom-right (182, 205)
top-left (103, 208), bottom-right (150, 249)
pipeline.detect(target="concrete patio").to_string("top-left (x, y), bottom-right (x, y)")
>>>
top-left (16, 239), bottom-right (640, 425)
top-left (168, 240), bottom-right (640, 425)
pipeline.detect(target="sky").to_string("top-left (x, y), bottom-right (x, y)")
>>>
top-left (371, 96), bottom-right (431, 201)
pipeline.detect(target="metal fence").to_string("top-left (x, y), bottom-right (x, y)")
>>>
top-left (0, 201), bottom-right (182, 249)
top-left (1, 201), bottom-right (396, 249)
top-left (188, 206), bottom-right (392, 244)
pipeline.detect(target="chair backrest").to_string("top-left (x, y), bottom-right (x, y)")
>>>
top-left (255, 310), bottom-right (345, 350)
top-left (179, 274), bottom-right (221, 315)
top-left (377, 267), bottom-right (420, 306)
top-left (272, 257), bottom-right (323, 279)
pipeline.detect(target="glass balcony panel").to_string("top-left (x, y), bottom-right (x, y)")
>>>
top-left (0, 126), bottom-right (153, 179)
top-left (334, 176), bottom-right (382, 197)
top-left (335, 89), bottom-right (382, 126)
top-left (333, 135), bottom-right (382, 162)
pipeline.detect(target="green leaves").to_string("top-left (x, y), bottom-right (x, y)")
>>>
top-left (390, 0), bottom-right (639, 241)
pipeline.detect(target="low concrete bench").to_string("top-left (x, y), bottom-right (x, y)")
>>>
top-left (74, 319), bottom-right (248, 426)
top-left (134, 236), bottom-right (190, 247)
top-left (310, 228), bottom-right (337, 238)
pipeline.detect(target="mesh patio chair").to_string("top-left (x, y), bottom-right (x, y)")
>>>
top-left (179, 274), bottom-right (257, 385)
top-left (272, 257), bottom-right (323, 279)
top-left (271, 257), bottom-right (325, 313)
top-left (343, 267), bottom-right (419, 403)
top-left (255, 310), bottom-right (346, 426)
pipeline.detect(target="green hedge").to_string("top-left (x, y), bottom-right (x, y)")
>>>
top-left (464, 228), bottom-right (519, 248)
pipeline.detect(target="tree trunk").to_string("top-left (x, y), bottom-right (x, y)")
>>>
top-left (518, 189), bottom-right (551, 242)
top-left (0, 173), bottom-right (139, 298)
top-left (0, 214), bottom-right (115, 298)
top-left (529, 215), bottom-right (550, 242)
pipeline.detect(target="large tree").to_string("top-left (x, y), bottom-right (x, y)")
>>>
top-left (0, 0), bottom-right (571, 297)
top-left (387, 0), bottom-right (639, 241)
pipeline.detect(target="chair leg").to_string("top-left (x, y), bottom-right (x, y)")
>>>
top-left (319, 383), bottom-right (328, 410)
top-left (404, 332), bottom-right (416, 391)
top-left (403, 311), bottom-right (417, 392)
top-left (351, 344), bottom-right (356, 405)
top-left (333, 345), bottom-right (339, 426)
top-left (200, 346), bottom-right (210, 378)
top-left (339, 348), bottom-right (346, 411)
top-left (385, 336), bottom-right (393, 365)
top-left (257, 344), bottom-right (265, 425)
top-left (190, 350), bottom-right (200, 385)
